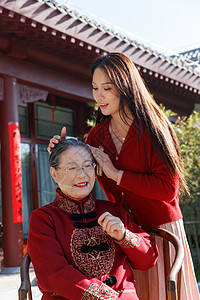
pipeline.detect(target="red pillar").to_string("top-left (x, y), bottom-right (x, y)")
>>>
top-left (0, 76), bottom-right (23, 267)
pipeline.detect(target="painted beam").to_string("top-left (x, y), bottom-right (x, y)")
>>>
top-left (0, 54), bottom-right (93, 101)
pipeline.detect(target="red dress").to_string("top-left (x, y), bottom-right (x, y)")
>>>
top-left (27, 189), bottom-right (158, 300)
top-left (86, 118), bottom-right (182, 231)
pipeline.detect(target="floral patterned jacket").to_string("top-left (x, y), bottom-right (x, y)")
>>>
top-left (28, 188), bottom-right (158, 300)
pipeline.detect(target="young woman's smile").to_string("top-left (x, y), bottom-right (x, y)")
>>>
top-left (92, 68), bottom-right (121, 117)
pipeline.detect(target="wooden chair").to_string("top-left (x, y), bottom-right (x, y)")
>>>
top-left (18, 252), bottom-right (32, 300)
top-left (149, 227), bottom-right (184, 300)
top-left (18, 227), bottom-right (184, 300)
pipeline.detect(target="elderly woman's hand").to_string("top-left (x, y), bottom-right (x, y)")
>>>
top-left (89, 146), bottom-right (119, 182)
top-left (47, 127), bottom-right (66, 153)
top-left (98, 212), bottom-right (125, 241)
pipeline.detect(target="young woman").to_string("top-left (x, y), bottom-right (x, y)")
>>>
top-left (28, 139), bottom-right (158, 300)
top-left (48, 53), bottom-right (200, 299)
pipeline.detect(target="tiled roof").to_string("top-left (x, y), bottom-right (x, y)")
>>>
top-left (39, 0), bottom-right (200, 74)
top-left (179, 48), bottom-right (200, 64)
top-left (0, 0), bottom-right (200, 93)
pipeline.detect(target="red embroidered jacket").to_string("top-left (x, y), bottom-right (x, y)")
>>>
top-left (27, 189), bottom-right (158, 300)
top-left (86, 118), bottom-right (182, 231)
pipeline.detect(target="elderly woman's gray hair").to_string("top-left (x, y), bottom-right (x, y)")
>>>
top-left (49, 138), bottom-right (93, 169)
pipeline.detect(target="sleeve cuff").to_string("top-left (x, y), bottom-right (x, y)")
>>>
top-left (117, 170), bottom-right (124, 185)
top-left (82, 282), bottom-right (119, 299)
top-left (115, 229), bottom-right (141, 248)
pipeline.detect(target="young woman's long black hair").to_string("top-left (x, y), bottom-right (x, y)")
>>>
top-left (91, 52), bottom-right (188, 194)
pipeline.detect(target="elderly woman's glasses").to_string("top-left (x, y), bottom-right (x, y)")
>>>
top-left (57, 162), bottom-right (96, 174)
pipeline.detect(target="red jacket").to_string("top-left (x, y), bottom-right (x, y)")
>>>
top-left (86, 118), bottom-right (182, 231)
top-left (28, 189), bottom-right (158, 300)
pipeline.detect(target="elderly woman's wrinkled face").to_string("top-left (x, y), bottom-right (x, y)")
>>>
top-left (50, 146), bottom-right (95, 199)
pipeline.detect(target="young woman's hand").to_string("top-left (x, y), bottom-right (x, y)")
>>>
top-left (47, 127), bottom-right (66, 153)
top-left (98, 212), bottom-right (125, 241)
top-left (89, 146), bottom-right (119, 182)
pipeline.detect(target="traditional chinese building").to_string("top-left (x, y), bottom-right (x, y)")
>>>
top-left (178, 47), bottom-right (200, 112)
top-left (0, 0), bottom-right (200, 267)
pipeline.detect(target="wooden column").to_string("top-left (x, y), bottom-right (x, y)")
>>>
top-left (0, 76), bottom-right (23, 267)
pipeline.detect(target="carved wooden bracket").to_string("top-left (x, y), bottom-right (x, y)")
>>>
top-left (0, 77), bottom-right (48, 105)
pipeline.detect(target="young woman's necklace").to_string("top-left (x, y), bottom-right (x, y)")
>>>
top-left (110, 122), bottom-right (126, 144)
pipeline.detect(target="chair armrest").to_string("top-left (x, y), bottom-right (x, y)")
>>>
top-left (18, 252), bottom-right (32, 300)
top-left (149, 227), bottom-right (184, 292)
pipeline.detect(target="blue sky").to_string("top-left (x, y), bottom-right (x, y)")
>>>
top-left (58, 0), bottom-right (200, 55)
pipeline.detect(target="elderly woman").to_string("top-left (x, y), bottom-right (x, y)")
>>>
top-left (28, 139), bottom-right (158, 300)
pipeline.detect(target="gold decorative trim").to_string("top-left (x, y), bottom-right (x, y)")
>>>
top-left (116, 229), bottom-right (140, 248)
